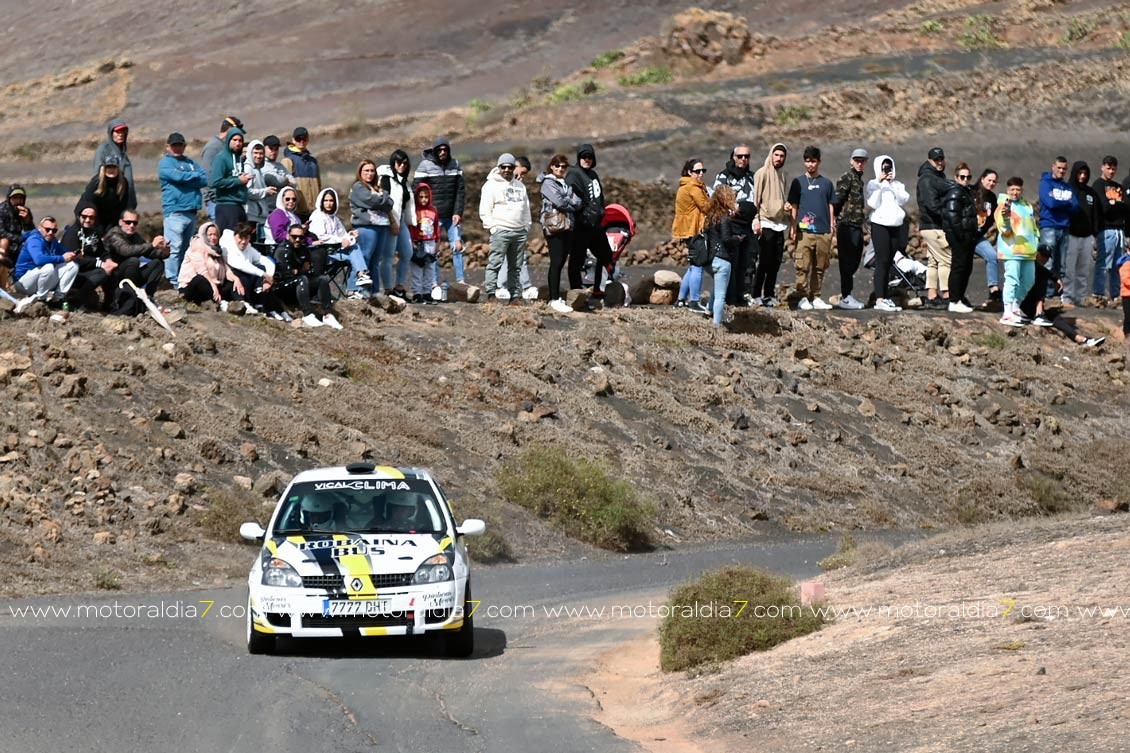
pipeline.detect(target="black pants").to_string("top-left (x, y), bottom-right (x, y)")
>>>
top-left (752, 227), bottom-right (785, 299)
top-left (111, 257), bottom-right (165, 315)
top-left (68, 257), bottom-right (109, 308)
top-left (546, 230), bottom-right (574, 300)
top-left (726, 233), bottom-right (754, 305)
top-left (577, 225), bottom-right (610, 294)
top-left (837, 222), bottom-right (864, 297)
top-left (214, 204), bottom-right (247, 234)
top-left (180, 275), bottom-right (237, 305)
top-left (947, 232), bottom-right (976, 304)
top-left (871, 223), bottom-right (899, 300)
top-left (1123, 297), bottom-right (1130, 336)
top-left (279, 274), bottom-right (332, 316)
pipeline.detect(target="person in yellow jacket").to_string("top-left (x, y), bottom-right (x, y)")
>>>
top-left (994, 176), bottom-right (1039, 327)
top-left (673, 158), bottom-right (711, 312)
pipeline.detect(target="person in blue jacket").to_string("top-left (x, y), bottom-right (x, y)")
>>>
top-left (1037, 156), bottom-right (1078, 296)
top-left (13, 216), bottom-right (78, 312)
top-left (158, 131), bottom-right (209, 287)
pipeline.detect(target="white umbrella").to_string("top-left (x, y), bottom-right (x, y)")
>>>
top-left (119, 279), bottom-right (176, 337)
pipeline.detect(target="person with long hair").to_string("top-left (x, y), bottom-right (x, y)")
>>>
top-left (703, 185), bottom-right (740, 327)
top-left (672, 157), bottom-right (711, 312)
top-left (349, 159), bottom-right (394, 295)
top-left (972, 168), bottom-right (1002, 309)
top-left (177, 221), bottom-right (241, 308)
top-left (78, 156), bottom-right (132, 236)
top-left (537, 154), bottom-right (583, 313)
top-left (379, 150), bottom-right (417, 298)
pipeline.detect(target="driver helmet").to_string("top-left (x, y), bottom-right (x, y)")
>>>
top-left (300, 496), bottom-right (335, 529)
top-left (386, 497), bottom-right (417, 524)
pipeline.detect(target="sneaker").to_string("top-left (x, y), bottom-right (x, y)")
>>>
top-left (242, 302), bottom-right (259, 315)
top-left (268, 311), bottom-right (284, 321)
top-left (495, 288), bottom-right (511, 301)
top-left (1000, 313), bottom-right (1026, 327)
top-left (356, 270), bottom-right (373, 288)
top-left (302, 313), bottom-right (323, 328)
top-left (948, 300), bottom-right (974, 313)
top-left (811, 297), bottom-right (832, 310)
top-left (550, 298), bottom-right (572, 314)
top-left (322, 313), bottom-right (344, 330)
top-left (763, 296), bottom-right (780, 308)
top-left (412, 294), bottom-right (424, 304)
top-left (346, 290), bottom-right (367, 301)
top-left (14, 296), bottom-right (36, 314)
top-left (1082, 336), bottom-right (1106, 348)
top-left (1030, 315), bottom-right (1054, 327)
top-left (687, 300), bottom-right (708, 314)
top-left (743, 293), bottom-right (758, 306)
top-left (797, 298), bottom-right (814, 311)
top-left (675, 300), bottom-right (687, 308)
top-left (390, 288), bottom-right (409, 301)
top-left (837, 295), bottom-right (864, 310)
top-left (279, 311), bottom-right (294, 323)
top-left (874, 298), bottom-right (902, 312)
top-left (522, 286), bottom-right (540, 300)
top-left (219, 300), bottom-right (229, 313)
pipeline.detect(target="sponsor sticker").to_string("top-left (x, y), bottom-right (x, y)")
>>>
top-left (313, 480), bottom-right (411, 491)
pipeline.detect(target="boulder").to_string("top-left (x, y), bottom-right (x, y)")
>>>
top-left (649, 289), bottom-right (678, 306)
top-left (653, 270), bottom-right (682, 289)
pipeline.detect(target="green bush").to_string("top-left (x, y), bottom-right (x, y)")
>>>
top-left (958, 15), bottom-right (1004, 49)
top-left (94, 566), bottom-right (121, 590)
top-left (549, 79), bottom-right (601, 104)
top-left (497, 446), bottom-right (654, 551)
top-left (469, 528), bottom-right (515, 564)
top-left (618, 66), bottom-right (673, 87)
top-left (592, 49), bottom-right (625, 69)
top-left (1119, 32), bottom-right (1130, 51)
top-left (775, 105), bottom-right (811, 126)
top-left (1061, 18), bottom-right (1093, 44)
top-left (919, 20), bottom-right (944, 35)
top-left (659, 565), bottom-right (827, 671)
top-left (972, 331), bottom-right (1008, 350)
top-left (199, 488), bottom-right (261, 544)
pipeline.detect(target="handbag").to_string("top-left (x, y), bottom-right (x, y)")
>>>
top-left (542, 206), bottom-right (572, 236)
top-left (689, 232), bottom-right (710, 267)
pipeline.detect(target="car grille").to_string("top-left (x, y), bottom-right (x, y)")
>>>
top-left (302, 614), bottom-right (415, 629)
top-left (301, 573), bottom-right (413, 591)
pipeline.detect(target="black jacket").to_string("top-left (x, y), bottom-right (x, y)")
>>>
top-left (412, 150), bottom-right (465, 219)
top-left (1068, 161), bottom-right (1098, 237)
top-left (78, 175), bottom-right (135, 236)
top-left (565, 144), bottom-right (606, 229)
top-left (941, 183), bottom-right (978, 245)
top-left (704, 216), bottom-right (742, 264)
top-left (1093, 177), bottom-right (1129, 231)
top-left (916, 162), bottom-right (949, 230)
top-left (103, 227), bottom-right (167, 262)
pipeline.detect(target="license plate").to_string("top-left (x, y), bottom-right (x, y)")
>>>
top-left (322, 599), bottom-right (392, 617)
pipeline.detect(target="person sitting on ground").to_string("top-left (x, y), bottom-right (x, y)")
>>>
top-left (703, 185), bottom-right (742, 328)
top-left (61, 201), bottom-right (115, 310)
top-left (103, 210), bottom-right (169, 316)
top-left (673, 157), bottom-right (711, 312)
top-left (307, 187), bottom-right (370, 299)
top-left (242, 139), bottom-right (278, 241)
top-left (994, 177), bottom-right (1039, 327)
top-left (12, 216), bottom-right (78, 313)
top-left (219, 222), bottom-right (277, 316)
top-left (178, 222), bottom-right (242, 310)
top-left (409, 183), bottom-right (440, 303)
top-left (93, 120), bottom-right (136, 210)
top-left (273, 224), bottom-right (341, 329)
top-left (865, 154), bottom-right (910, 312)
top-left (0, 184), bottom-right (35, 290)
top-left (78, 156), bottom-right (134, 237)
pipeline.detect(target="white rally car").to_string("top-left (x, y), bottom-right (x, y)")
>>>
top-left (240, 462), bottom-right (485, 656)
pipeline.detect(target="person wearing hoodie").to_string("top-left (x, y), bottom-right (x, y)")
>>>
top-left (308, 186), bottom-right (371, 298)
top-left (1063, 160), bottom-right (1098, 307)
top-left (712, 145), bottom-right (758, 305)
top-left (379, 150), bottom-right (417, 298)
top-left (751, 143), bottom-right (790, 306)
top-left (261, 135), bottom-right (297, 193)
top-left (1119, 247), bottom-right (1130, 337)
top-left (834, 148), bottom-right (870, 309)
top-left (941, 163), bottom-right (980, 312)
top-left (61, 202), bottom-right (115, 310)
top-left (210, 127), bottom-right (252, 233)
top-left (0, 184), bottom-right (34, 290)
top-left (672, 158), bottom-right (711, 313)
top-left (268, 187), bottom-right (304, 244)
top-left (93, 120), bottom-right (136, 210)
top-left (282, 127), bottom-right (321, 219)
top-left (1093, 156), bottom-right (1129, 300)
top-left (479, 153), bottom-right (531, 301)
top-left (413, 136), bottom-right (467, 282)
top-left (537, 154), bottom-right (584, 312)
top-left (200, 116), bottom-right (243, 220)
top-left (1037, 156), bottom-right (1077, 296)
top-left (241, 140), bottom-right (279, 240)
top-left (158, 131), bottom-right (209, 287)
top-left (994, 177), bottom-right (1040, 327)
top-left (350, 159), bottom-right (394, 294)
top-left (565, 144), bottom-right (609, 300)
top-left (409, 183), bottom-right (441, 302)
top-left (78, 155), bottom-right (133, 236)
top-left (12, 216), bottom-right (78, 312)
top-left (917, 147), bottom-right (953, 308)
top-left (177, 222), bottom-right (241, 308)
top-left (865, 154), bottom-right (911, 312)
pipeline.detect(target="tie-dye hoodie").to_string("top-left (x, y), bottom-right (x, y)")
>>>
top-left (994, 194), bottom-right (1038, 260)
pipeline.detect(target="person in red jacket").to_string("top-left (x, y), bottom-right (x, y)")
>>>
top-left (409, 183), bottom-right (440, 302)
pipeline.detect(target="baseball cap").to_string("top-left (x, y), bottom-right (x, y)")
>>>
top-left (222, 116), bottom-right (243, 130)
top-left (263, 135), bottom-right (281, 148)
top-left (166, 132), bottom-right (186, 145)
top-left (928, 147), bottom-right (945, 160)
top-left (112, 123), bottom-right (129, 132)
top-left (293, 126), bottom-right (309, 139)
top-left (101, 154), bottom-right (121, 167)
top-left (497, 152), bottom-right (516, 167)
top-left (851, 148), bottom-right (869, 160)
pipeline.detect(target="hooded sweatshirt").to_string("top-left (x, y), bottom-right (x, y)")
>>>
top-left (210, 128), bottom-right (249, 205)
top-left (158, 146), bottom-right (208, 214)
top-left (177, 222), bottom-right (236, 290)
top-left (349, 177), bottom-right (394, 228)
top-left (916, 160), bottom-right (950, 230)
top-left (0, 185), bottom-right (35, 249)
top-left (754, 143), bottom-right (790, 227)
top-left (241, 140), bottom-right (275, 224)
top-left (412, 137), bottom-right (465, 220)
top-left (378, 153), bottom-right (417, 230)
top-left (564, 144), bottom-right (605, 229)
top-left (93, 120), bottom-right (136, 209)
top-left (1068, 161), bottom-right (1098, 238)
top-left (994, 193), bottom-right (1038, 261)
top-left (1093, 173), bottom-right (1129, 232)
top-left (865, 155), bottom-right (909, 228)
top-left (268, 188), bottom-right (304, 243)
top-left (672, 176), bottom-right (710, 239)
top-left (282, 142), bottom-right (321, 218)
top-left (410, 184), bottom-right (440, 243)
top-left (479, 167), bottom-right (531, 233)
top-left (712, 152), bottom-right (757, 224)
top-left (1119, 250), bottom-right (1130, 297)
top-left (1038, 167), bottom-right (1077, 229)
top-left (308, 188), bottom-right (353, 245)
top-left (14, 228), bottom-right (70, 278)
top-left (536, 170), bottom-right (582, 228)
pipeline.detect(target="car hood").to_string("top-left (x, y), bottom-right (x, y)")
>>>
top-left (264, 532), bottom-right (452, 579)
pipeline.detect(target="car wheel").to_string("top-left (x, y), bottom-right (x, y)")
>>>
top-left (442, 584), bottom-right (474, 658)
top-left (247, 595), bottom-right (276, 655)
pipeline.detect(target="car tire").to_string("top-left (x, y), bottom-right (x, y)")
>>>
top-left (442, 583), bottom-right (474, 658)
top-left (247, 595), bottom-right (276, 655)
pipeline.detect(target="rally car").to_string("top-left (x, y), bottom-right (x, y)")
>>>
top-left (239, 462), bottom-right (485, 656)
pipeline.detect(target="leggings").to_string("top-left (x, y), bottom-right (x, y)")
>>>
top-left (752, 227), bottom-right (785, 299)
top-left (871, 223), bottom-right (899, 300)
top-left (546, 230), bottom-right (573, 300)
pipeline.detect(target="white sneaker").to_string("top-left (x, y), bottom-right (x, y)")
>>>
top-left (346, 290), bottom-right (367, 300)
top-left (522, 286), bottom-right (540, 300)
top-left (322, 313), bottom-right (344, 330)
top-left (999, 312), bottom-right (1026, 327)
top-left (356, 270), bottom-right (373, 288)
top-left (1083, 336), bottom-right (1106, 347)
top-left (243, 302), bottom-right (259, 315)
top-left (874, 298), bottom-right (902, 312)
top-left (302, 313), bottom-right (323, 328)
top-left (279, 311), bottom-right (294, 323)
top-left (14, 296), bottom-right (36, 314)
top-left (495, 288), bottom-right (511, 301)
top-left (797, 298), bottom-right (814, 311)
top-left (550, 298), bottom-right (572, 313)
top-left (836, 295), bottom-right (864, 310)
top-left (763, 296), bottom-right (780, 308)
top-left (268, 310), bottom-right (284, 321)
top-left (948, 300), bottom-right (974, 313)
top-left (219, 300), bottom-right (229, 313)
top-left (810, 297), bottom-right (832, 310)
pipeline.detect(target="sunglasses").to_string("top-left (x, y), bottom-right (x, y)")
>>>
top-left (122, 219), bottom-right (138, 226)
top-left (499, 165), bottom-right (515, 170)
top-left (284, 197), bottom-right (297, 202)
top-left (734, 154), bottom-right (750, 159)
top-left (690, 168), bottom-right (706, 174)
top-left (956, 174), bottom-right (971, 180)
top-left (80, 213), bottom-right (96, 219)
top-left (42, 226), bottom-right (58, 234)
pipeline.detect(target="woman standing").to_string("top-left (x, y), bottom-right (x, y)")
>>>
top-left (672, 158), bottom-right (711, 312)
top-left (704, 185), bottom-right (740, 328)
top-left (537, 154), bottom-right (583, 313)
top-left (864, 155), bottom-right (910, 312)
top-left (972, 169), bottom-right (1001, 309)
top-left (379, 150), bottom-right (417, 299)
top-left (349, 160), bottom-right (394, 295)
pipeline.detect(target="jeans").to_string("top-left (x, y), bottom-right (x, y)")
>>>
top-left (484, 228), bottom-right (527, 297)
top-left (1039, 226), bottom-right (1069, 294)
top-left (439, 217), bottom-right (464, 282)
top-left (679, 264), bottom-right (704, 302)
top-left (163, 210), bottom-right (196, 286)
top-left (974, 239), bottom-right (1000, 289)
top-left (710, 256), bottom-right (731, 326)
top-left (391, 222), bottom-right (414, 290)
top-left (329, 244), bottom-right (369, 293)
top-left (1095, 229), bottom-right (1125, 298)
top-left (497, 257), bottom-right (532, 292)
top-left (356, 225), bottom-right (391, 292)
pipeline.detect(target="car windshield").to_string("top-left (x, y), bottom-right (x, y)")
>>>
top-left (273, 479), bottom-right (446, 535)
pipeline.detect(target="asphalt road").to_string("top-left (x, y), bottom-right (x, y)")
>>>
top-left (0, 536), bottom-right (862, 753)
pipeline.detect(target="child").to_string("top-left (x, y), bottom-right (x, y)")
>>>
top-left (410, 183), bottom-right (440, 302)
top-left (994, 176), bottom-right (1039, 327)
top-left (1120, 247), bottom-right (1130, 338)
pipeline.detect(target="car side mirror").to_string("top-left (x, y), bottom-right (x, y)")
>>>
top-left (239, 521), bottom-right (266, 542)
top-left (456, 519), bottom-right (486, 537)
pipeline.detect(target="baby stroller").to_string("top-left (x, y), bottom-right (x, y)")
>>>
top-left (582, 203), bottom-right (636, 307)
top-left (862, 241), bottom-right (927, 298)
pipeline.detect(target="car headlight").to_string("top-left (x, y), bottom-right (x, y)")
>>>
top-left (413, 554), bottom-right (453, 584)
top-left (262, 558), bottom-right (303, 588)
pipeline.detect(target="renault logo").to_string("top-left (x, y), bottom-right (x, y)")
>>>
top-left (349, 577), bottom-right (364, 592)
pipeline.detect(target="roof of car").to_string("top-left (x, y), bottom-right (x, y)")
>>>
top-left (288, 465), bottom-right (433, 484)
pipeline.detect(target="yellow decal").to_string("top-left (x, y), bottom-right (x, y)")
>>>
top-left (334, 534), bottom-right (374, 596)
top-left (374, 466), bottom-right (406, 479)
top-left (437, 537), bottom-right (453, 553)
top-left (359, 626), bottom-right (391, 636)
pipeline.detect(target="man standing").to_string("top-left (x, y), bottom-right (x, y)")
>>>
top-left (1037, 156), bottom-right (1077, 297)
top-left (209, 127), bottom-right (252, 233)
top-left (12, 216), bottom-right (78, 312)
top-left (788, 146), bottom-right (836, 310)
top-left (158, 131), bottom-right (209, 287)
top-left (93, 121), bottom-right (136, 210)
top-left (1092, 156), bottom-right (1127, 300)
top-left (480, 153), bottom-right (531, 302)
top-left (261, 135), bottom-right (296, 193)
top-left (413, 136), bottom-right (467, 282)
top-left (713, 145), bottom-right (758, 305)
top-left (281, 127), bottom-right (321, 219)
top-left (834, 148), bottom-right (869, 309)
top-left (200, 116), bottom-right (243, 220)
top-left (0, 184), bottom-right (34, 290)
top-left (565, 144), bottom-right (608, 299)
top-left (751, 143), bottom-right (790, 307)
top-left (242, 140), bottom-right (278, 241)
top-left (917, 146), bottom-right (952, 308)
top-left (104, 210), bottom-right (169, 316)
top-left (941, 164), bottom-right (979, 312)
